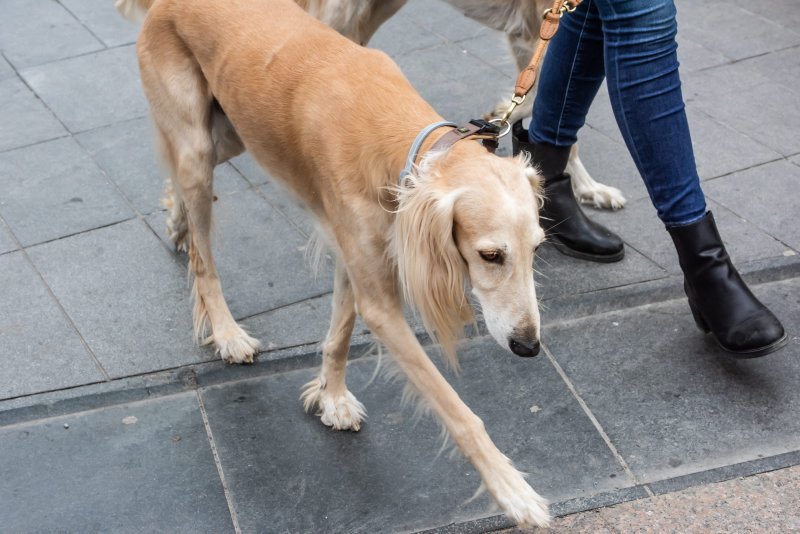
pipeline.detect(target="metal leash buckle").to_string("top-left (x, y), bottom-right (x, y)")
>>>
top-left (491, 94), bottom-right (526, 138)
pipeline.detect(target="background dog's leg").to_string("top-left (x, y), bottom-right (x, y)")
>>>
top-left (301, 259), bottom-right (365, 431)
top-left (354, 290), bottom-right (550, 528)
top-left (566, 144), bottom-right (627, 209)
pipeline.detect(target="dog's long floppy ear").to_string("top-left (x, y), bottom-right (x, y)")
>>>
top-left (392, 172), bottom-right (472, 369)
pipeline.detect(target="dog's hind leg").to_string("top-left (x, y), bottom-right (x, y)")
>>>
top-left (301, 258), bottom-right (365, 430)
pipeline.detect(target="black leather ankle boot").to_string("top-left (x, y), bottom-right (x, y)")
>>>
top-left (668, 212), bottom-right (787, 358)
top-left (512, 121), bottom-right (624, 263)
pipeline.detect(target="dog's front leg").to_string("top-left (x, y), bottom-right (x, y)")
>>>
top-left (301, 259), bottom-right (365, 430)
top-left (357, 297), bottom-right (550, 528)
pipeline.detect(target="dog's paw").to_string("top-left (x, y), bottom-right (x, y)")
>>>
top-left (212, 326), bottom-right (261, 364)
top-left (301, 377), bottom-right (366, 431)
top-left (574, 182), bottom-right (627, 210)
top-left (486, 462), bottom-right (550, 528)
top-left (165, 214), bottom-right (190, 252)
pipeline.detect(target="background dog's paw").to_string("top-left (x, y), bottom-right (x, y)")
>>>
top-left (301, 377), bottom-right (366, 431)
top-left (575, 182), bottom-right (627, 210)
top-left (214, 327), bottom-right (261, 364)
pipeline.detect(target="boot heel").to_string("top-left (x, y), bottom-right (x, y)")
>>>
top-left (687, 299), bottom-right (710, 333)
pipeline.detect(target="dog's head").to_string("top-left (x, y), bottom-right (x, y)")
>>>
top-left (393, 145), bottom-right (545, 367)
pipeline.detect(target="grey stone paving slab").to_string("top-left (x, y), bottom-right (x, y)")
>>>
top-left (77, 117), bottom-right (249, 214)
top-left (677, 0), bottom-right (800, 61)
top-left (405, 0), bottom-right (494, 45)
top-left (535, 236), bottom-right (667, 302)
top-left (369, 5), bottom-right (446, 58)
top-left (449, 31), bottom-right (518, 80)
top-left (675, 34), bottom-right (728, 73)
top-left (0, 0), bottom-right (103, 69)
top-left (687, 108), bottom-right (782, 181)
top-left (685, 71), bottom-right (800, 157)
top-left (0, 55), bottom-right (14, 80)
top-left (542, 276), bottom-right (800, 484)
top-left (0, 76), bottom-right (67, 152)
top-left (704, 160), bottom-right (800, 252)
top-left (0, 137), bottom-right (133, 247)
top-left (61, 0), bottom-right (140, 47)
top-left (729, 0), bottom-right (800, 31)
top-left (0, 252), bottom-right (103, 400)
top-left (241, 293), bottom-right (333, 355)
top-left (0, 221), bottom-right (17, 255)
top-left (729, 45), bottom-right (800, 95)
top-left (21, 45), bottom-right (147, 133)
top-left (0, 392), bottom-right (234, 533)
top-left (394, 42), bottom-right (515, 124)
top-left (590, 198), bottom-right (790, 275)
top-left (146, 189), bottom-right (332, 320)
top-left (27, 219), bottom-right (215, 379)
top-left (201, 337), bottom-right (632, 533)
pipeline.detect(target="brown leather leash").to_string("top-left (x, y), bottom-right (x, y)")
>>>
top-left (401, 0), bottom-right (580, 182)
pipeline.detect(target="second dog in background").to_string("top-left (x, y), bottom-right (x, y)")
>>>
top-left (299, 0), bottom-right (627, 210)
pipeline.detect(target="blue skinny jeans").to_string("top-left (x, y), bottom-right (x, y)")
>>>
top-left (529, 0), bottom-right (706, 227)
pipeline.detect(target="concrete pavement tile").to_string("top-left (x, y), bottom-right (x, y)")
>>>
top-left (241, 293), bottom-right (333, 355)
top-left (369, 6), bottom-right (446, 58)
top-left (0, 137), bottom-right (133, 247)
top-left (535, 238), bottom-right (667, 302)
top-left (146, 190), bottom-right (332, 320)
top-left (0, 77), bottom-right (67, 152)
top-left (590, 198), bottom-right (789, 275)
top-left (0, 393), bottom-right (234, 533)
top-left (685, 74), bottom-right (800, 157)
top-left (450, 31), bottom-right (519, 80)
top-left (0, 221), bottom-right (17, 255)
top-left (0, 252), bottom-right (104, 400)
top-left (675, 35), bottom-right (728, 73)
top-left (703, 159), bottom-right (800, 251)
top-left (729, 46), bottom-right (800, 95)
top-left (77, 117), bottom-right (248, 214)
top-left (21, 45), bottom-right (147, 133)
top-left (727, 0), bottom-right (800, 30)
top-left (60, 0), bottom-right (140, 47)
top-left (687, 108), bottom-right (782, 181)
top-left (394, 43), bottom-right (517, 124)
top-left (542, 276), bottom-right (800, 484)
top-left (0, 55), bottom-right (15, 81)
top-left (0, 0), bottom-right (103, 69)
top-left (200, 337), bottom-right (632, 533)
top-left (677, 1), bottom-right (800, 61)
top-left (404, 0), bottom-right (494, 45)
top-left (27, 219), bottom-right (214, 379)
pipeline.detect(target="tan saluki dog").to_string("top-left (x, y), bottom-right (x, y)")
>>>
top-left (298, 0), bottom-right (627, 210)
top-left (119, 0), bottom-right (550, 526)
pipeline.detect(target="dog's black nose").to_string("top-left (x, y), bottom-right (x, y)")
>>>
top-left (509, 338), bottom-right (540, 357)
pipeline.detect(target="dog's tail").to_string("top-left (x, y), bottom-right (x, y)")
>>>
top-left (115, 0), bottom-right (155, 23)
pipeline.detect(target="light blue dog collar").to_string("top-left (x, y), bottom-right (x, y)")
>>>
top-left (399, 121), bottom-right (457, 184)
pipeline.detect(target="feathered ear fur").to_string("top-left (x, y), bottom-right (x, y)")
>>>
top-left (391, 164), bottom-right (472, 369)
top-left (524, 164), bottom-right (545, 210)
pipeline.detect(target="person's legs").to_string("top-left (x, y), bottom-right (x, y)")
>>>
top-left (516, 0), bottom-right (624, 262)
top-left (527, 0), bottom-right (785, 356)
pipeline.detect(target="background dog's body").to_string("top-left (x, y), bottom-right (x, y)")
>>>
top-left (299, 0), bottom-right (628, 210)
top-left (122, 0), bottom-right (551, 526)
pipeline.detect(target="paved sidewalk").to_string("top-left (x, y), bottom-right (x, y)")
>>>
top-left (1, 0), bottom-right (799, 532)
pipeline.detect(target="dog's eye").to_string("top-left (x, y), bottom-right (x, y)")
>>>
top-left (479, 250), bottom-right (504, 264)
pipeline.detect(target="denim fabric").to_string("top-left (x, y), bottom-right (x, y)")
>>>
top-left (529, 0), bottom-right (707, 227)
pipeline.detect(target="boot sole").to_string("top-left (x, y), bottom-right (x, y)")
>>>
top-left (688, 300), bottom-right (790, 359)
top-left (550, 241), bottom-right (625, 263)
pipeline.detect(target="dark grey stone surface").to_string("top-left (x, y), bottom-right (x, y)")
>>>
top-left (241, 293), bottom-right (333, 355)
top-left (704, 159), bottom-right (800, 252)
top-left (0, 0), bottom-right (103, 69)
top-left (61, 0), bottom-right (140, 47)
top-left (535, 239), bottom-right (668, 302)
top-left (21, 45), bottom-right (147, 133)
top-left (77, 117), bottom-right (249, 214)
top-left (200, 337), bottom-right (632, 533)
top-left (27, 219), bottom-right (214, 379)
top-left (0, 77), bottom-right (67, 152)
top-left (0, 220), bottom-right (17, 255)
top-left (0, 392), bottom-right (234, 533)
top-left (0, 252), bottom-right (103, 400)
top-left (146, 189), bottom-right (332, 320)
top-left (542, 277), bottom-right (800, 484)
top-left (0, 137), bottom-right (133, 247)
top-left (369, 4), bottom-right (447, 58)
top-left (590, 198), bottom-right (789, 275)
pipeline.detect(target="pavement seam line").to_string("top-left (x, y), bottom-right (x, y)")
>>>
top-left (196, 390), bottom-right (243, 534)
top-left (541, 342), bottom-right (655, 497)
top-left (0, 213), bottom-right (111, 382)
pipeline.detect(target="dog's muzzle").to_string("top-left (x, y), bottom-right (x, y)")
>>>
top-left (508, 337), bottom-right (540, 357)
